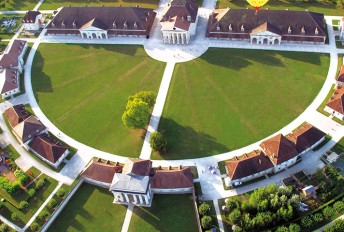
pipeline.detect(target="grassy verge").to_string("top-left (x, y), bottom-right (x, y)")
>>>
top-left (317, 84), bottom-right (336, 116)
top-left (313, 135), bottom-right (332, 151)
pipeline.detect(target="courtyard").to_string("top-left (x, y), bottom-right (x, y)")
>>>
top-left (32, 44), bottom-right (165, 157)
top-left (155, 48), bottom-right (329, 159)
top-left (128, 194), bottom-right (199, 232)
top-left (48, 183), bottom-right (127, 232)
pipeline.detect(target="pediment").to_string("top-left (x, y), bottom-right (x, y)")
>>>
top-left (251, 30), bottom-right (281, 37)
top-left (79, 25), bottom-right (106, 31)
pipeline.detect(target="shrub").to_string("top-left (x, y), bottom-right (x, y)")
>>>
top-left (228, 209), bottom-right (241, 225)
top-left (324, 226), bottom-right (335, 232)
top-left (19, 201), bottom-right (28, 210)
top-left (301, 215), bottom-right (313, 228)
top-left (30, 222), bottom-right (40, 232)
top-left (48, 198), bottom-right (57, 209)
top-left (35, 178), bottom-right (45, 190)
top-left (150, 132), bottom-right (167, 154)
top-left (28, 188), bottom-right (36, 198)
top-left (275, 226), bottom-right (289, 232)
top-left (201, 215), bottom-right (212, 229)
top-left (288, 223), bottom-right (301, 232)
top-left (313, 213), bottom-right (323, 223)
top-left (226, 198), bottom-right (239, 211)
top-left (323, 206), bottom-right (335, 219)
top-left (128, 91), bottom-right (157, 109)
top-left (38, 210), bottom-right (50, 221)
top-left (233, 226), bottom-right (243, 232)
top-left (333, 219), bottom-right (344, 231)
top-left (11, 213), bottom-right (18, 221)
top-left (0, 177), bottom-right (20, 195)
top-left (198, 203), bottom-right (210, 216)
top-left (333, 201), bottom-right (344, 213)
top-left (0, 223), bottom-right (9, 232)
top-left (56, 188), bottom-right (66, 198)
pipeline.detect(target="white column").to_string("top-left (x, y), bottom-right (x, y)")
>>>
top-left (138, 195), bottom-right (143, 204)
top-left (124, 193), bottom-right (129, 203)
top-left (181, 33), bottom-right (184, 44)
top-left (172, 33), bottom-right (175, 44)
top-left (118, 192), bottom-right (124, 202)
top-left (144, 195), bottom-right (149, 204)
top-left (177, 33), bottom-right (180, 44)
top-left (133, 194), bottom-right (138, 203)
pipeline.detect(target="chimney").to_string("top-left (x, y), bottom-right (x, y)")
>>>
top-left (187, 15), bottom-right (191, 22)
top-left (179, 165), bottom-right (182, 170)
top-left (168, 166), bottom-right (172, 170)
top-left (258, 159), bottom-right (262, 165)
top-left (158, 165), bottom-right (162, 170)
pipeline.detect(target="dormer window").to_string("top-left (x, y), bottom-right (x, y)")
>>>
top-left (241, 24), bottom-right (244, 32)
top-left (62, 20), bottom-right (65, 28)
top-left (301, 26), bottom-right (305, 34)
top-left (187, 15), bottom-right (191, 22)
top-left (124, 21), bottom-right (127, 28)
top-left (52, 22), bottom-right (55, 27)
top-left (288, 26), bottom-right (291, 34)
top-left (315, 27), bottom-right (318, 34)
top-left (72, 20), bottom-right (76, 29)
top-left (228, 24), bottom-right (232, 31)
top-left (216, 24), bottom-right (220, 31)
top-left (113, 21), bottom-right (116, 28)
top-left (134, 21), bottom-right (137, 27)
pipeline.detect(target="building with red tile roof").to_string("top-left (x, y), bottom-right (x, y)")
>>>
top-left (260, 134), bottom-right (299, 172)
top-left (22, 11), bottom-right (43, 31)
top-left (336, 65), bottom-right (344, 85)
top-left (325, 86), bottom-right (344, 120)
top-left (286, 123), bottom-right (325, 154)
top-left (5, 104), bottom-right (30, 128)
top-left (28, 134), bottom-right (69, 168)
top-left (224, 150), bottom-right (274, 186)
top-left (12, 115), bottom-right (46, 144)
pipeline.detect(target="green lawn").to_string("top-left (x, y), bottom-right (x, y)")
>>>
top-left (217, 0), bottom-right (344, 16)
top-left (129, 194), bottom-right (198, 232)
top-left (32, 44), bottom-right (165, 157)
top-left (39, 0), bottom-right (159, 10)
top-left (48, 183), bottom-right (127, 232)
top-left (0, 0), bottom-right (38, 11)
top-left (155, 49), bottom-right (329, 159)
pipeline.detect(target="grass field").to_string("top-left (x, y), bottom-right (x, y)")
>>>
top-left (39, 0), bottom-right (159, 10)
top-left (48, 184), bottom-right (127, 232)
top-left (32, 44), bottom-right (165, 157)
top-left (154, 48), bottom-right (329, 160)
top-left (129, 194), bottom-right (198, 232)
top-left (217, 0), bottom-right (344, 16)
top-left (0, 0), bottom-right (38, 11)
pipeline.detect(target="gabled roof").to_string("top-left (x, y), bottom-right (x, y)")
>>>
top-left (5, 104), bottom-right (30, 128)
top-left (28, 134), bottom-right (68, 164)
top-left (23, 11), bottom-right (41, 23)
top-left (0, 69), bottom-right (19, 94)
top-left (286, 123), bottom-right (325, 153)
top-left (260, 134), bottom-right (299, 165)
top-left (122, 158), bottom-right (152, 176)
top-left (82, 158), bottom-right (123, 184)
top-left (13, 116), bottom-right (46, 143)
top-left (225, 150), bottom-right (274, 180)
top-left (161, 0), bottom-right (198, 23)
top-left (161, 16), bottom-right (191, 31)
top-left (207, 9), bottom-right (326, 37)
top-left (337, 65), bottom-right (344, 83)
top-left (326, 86), bottom-right (344, 114)
top-left (110, 173), bottom-right (150, 193)
top-left (80, 18), bottom-right (107, 30)
top-left (151, 167), bottom-right (194, 189)
top-left (251, 21), bottom-right (282, 35)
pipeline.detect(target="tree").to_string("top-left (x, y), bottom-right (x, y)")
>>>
top-left (275, 226), bottom-right (289, 232)
top-left (122, 99), bottom-right (150, 129)
top-left (48, 198), bottom-right (57, 209)
top-left (333, 219), bottom-right (344, 231)
top-left (313, 213), bottom-right (323, 223)
top-left (289, 223), bottom-right (301, 232)
top-left (333, 201), bottom-right (344, 213)
top-left (226, 198), bottom-right (239, 211)
top-left (301, 215), bottom-right (313, 228)
top-left (257, 199), bottom-right (268, 212)
top-left (198, 203), bottom-right (210, 216)
top-left (28, 188), bottom-right (36, 198)
top-left (56, 188), bottom-right (66, 198)
top-left (253, 211), bottom-right (273, 228)
top-left (150, 132), bottom-right (167, 154)
top-left (38, 210), bottom-right (50, 221)
top-left (128, 91), bottom-right (157, 109)
top-left (323, 206), bottom-right (335, 219)
top-left (30, 222), bottom-right (40, 232)
top-left (228, 209), bottom-right (241, 225)
top-left (201, 216), bottom-right (212, 229)
top-left (0, 223), bottom-right (9, 232)
top-left (324, 226), bottom-right (335, 232)
top-left (233, 226), bottom-right (243, 232)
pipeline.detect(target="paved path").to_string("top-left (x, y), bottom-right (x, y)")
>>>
top-left (121, 204), bottom-right (134, 232)
top-left (0, 214), bottom-right (22, 231)
top-left (213, 199), bottom-right (225, 232)
top-left (33, 0), bottom-right (45, 11)
top-left (140, 62), bottom-right (175, 159)
top-left (22, 182), bottom-right (63, 231)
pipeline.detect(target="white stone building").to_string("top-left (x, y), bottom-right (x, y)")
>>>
top-left (22, 11), bottom-right (44, 31)
top-left (325, 86), bottom-right (344, 120)
top-left (340, 17), bottom-right (344, 45)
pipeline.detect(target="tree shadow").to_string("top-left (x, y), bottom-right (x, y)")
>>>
top-left (72, 43), bottom-right (140, 56)
top-left (228, 0), bottom-right (337, 10)
top-left (157, 118), bottom-right (229, 159)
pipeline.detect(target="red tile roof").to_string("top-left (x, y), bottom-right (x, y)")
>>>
top-left (82, 158), bottom-right (123, 184)
top-left (5, 104), bottom-right (30, 128)
top-left (225, 150), bottom-right (274, 180)
top-left (286, 123), bottom-right (325, 153)
top-left (23, 11), bottom-right (41, 23)
top-left (337, 65), bottom-right (344, 83)
top-left (326, 86), bottom-right (344, 114)
top-left (260, 134), bottom-right (299, 165)
top-left (13, 115), bottom-right (46, 143)
top-left (151, 167), bottom-right (194, 189)
top-left (28, 134), bottom-right (68, 164)
top-left (122, 158), bottom-right (152, 176)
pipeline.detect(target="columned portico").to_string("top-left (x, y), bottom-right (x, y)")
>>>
top-left (80, 29), bottom-right (108, 39)
top-left (162, 31), bottom-right (189, 45)
top-left (250, 35), bottom-right (281, 45)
